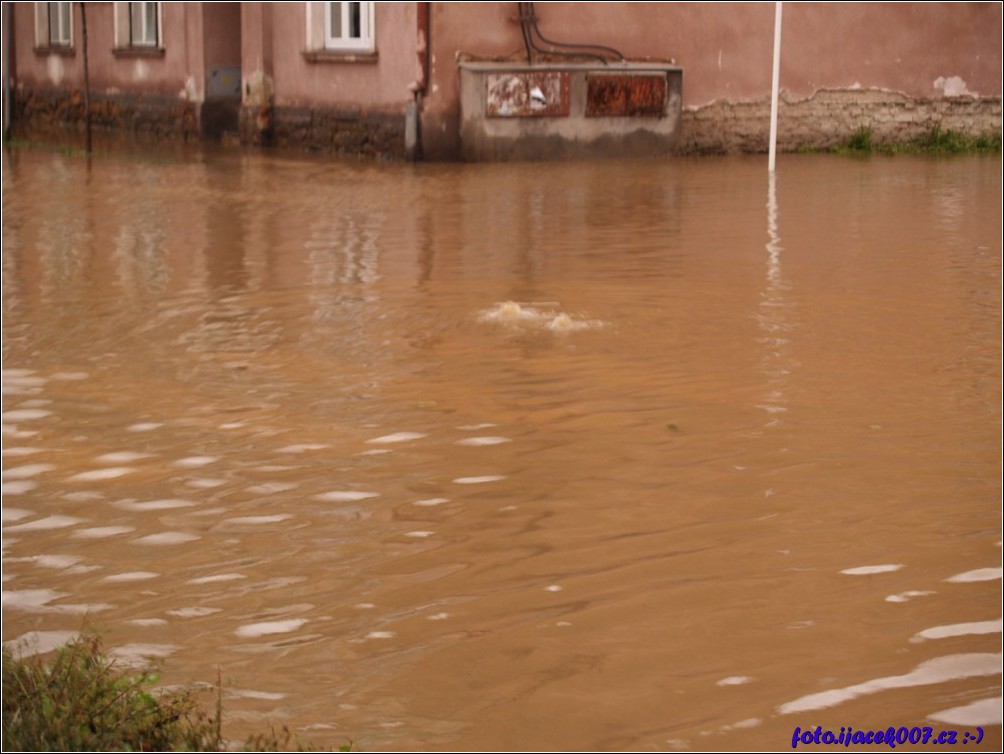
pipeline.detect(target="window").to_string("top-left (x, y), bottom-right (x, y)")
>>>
top-left (34, 2), bottom-right (72, 49)
top-left (325, 2), bottom-right (372, 50)
top-left (114, 2), bottom-right (162, 50)
top-left (48, 2), bottom-right (72, 46)
top-left (129, 2), bottom-right (159, 47)
top-left (306, 2), bottom-right (375, 55)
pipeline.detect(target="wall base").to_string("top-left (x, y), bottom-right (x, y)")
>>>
top-left (240, 104), bottom-right (407, 159)
top-left (677, 89), bottom-right (1002, 154)
top-left (14, 87), bottom-right (200, 142)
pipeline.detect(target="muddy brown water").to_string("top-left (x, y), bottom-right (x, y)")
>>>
top-left (2, 146), bottom-right (1000, 751)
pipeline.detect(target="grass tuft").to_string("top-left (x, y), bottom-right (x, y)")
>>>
top-left (3, 634), bottom-right (221, 751)
top-left (2, 634), bottom-right (353, 751)
top-left (832, 125), bottom-right (1001, 155)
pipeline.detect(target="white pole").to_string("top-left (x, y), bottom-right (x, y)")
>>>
top-left (768, 1), bottom-right (782, 171)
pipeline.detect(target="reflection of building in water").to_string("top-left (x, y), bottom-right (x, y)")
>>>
top-left (305, 213), bottom-right (382, 289)
top-left (114, 222), bottom-right (169, 293)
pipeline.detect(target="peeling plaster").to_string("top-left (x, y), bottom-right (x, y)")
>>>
top-left (934, 75), bottom-right (976, 98)
top-left (179, 75), bottom-right (198, 101)
top-left (244, 70), bottom-right (273, 107)
top-left (46, 55), bottom-right (64, 86)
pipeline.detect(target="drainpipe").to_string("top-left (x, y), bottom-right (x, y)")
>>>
top-left (405, 1), bottom-right (430, 160)
top-left (81, 2), bottom-right (92, 152)
top-left (3, 1), bottom-right (12, 142)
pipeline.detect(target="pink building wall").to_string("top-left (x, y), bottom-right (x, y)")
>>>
top-left (419, 2), bottom-right (1002, 158)
top-left (13, 2), bottom-right (207, 99)
top-left (266, 3), bottom-right (417, 111)
top-left (423, 2), bottom-right (1001, 106)
top-left (8, 2), bottom-right (1001, 158)
top-left (203, 3), bottom-right (241, 72)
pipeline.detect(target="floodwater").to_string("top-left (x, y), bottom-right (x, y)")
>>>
top-left (2, 144), bottom-right (1000, 751)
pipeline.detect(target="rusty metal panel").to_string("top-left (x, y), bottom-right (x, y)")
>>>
top-left (485, 72), bottom-right (570, 118)
top-left (586, 74), bottom-right (666, 117)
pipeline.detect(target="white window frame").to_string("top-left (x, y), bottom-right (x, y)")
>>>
top-left (113, 2), bottom-right (163, 50)
top-left (48, 2), bottom-right (72, 46)
top-left (129, 1), bottom-right (160, 47)
top-left (306, 2), bottom-right (375, 54)
top-left (325, 2), bottom-right (373, 51)
top-left (34, 2), bottom-right (73, 48)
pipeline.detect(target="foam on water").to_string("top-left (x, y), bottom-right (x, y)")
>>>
top-left (315, 490), bottom-right (380, 502)
top-left (172, 456), bottom-right (219, 468)
top-left (131, 532), bottom-right (200, 546)
top-left (885, 590), bottom-right (935, 603)
top-left (778, 653), bottom-right (1003, 714)
top-left (928, 697), bottom-right (1003, 727)
top-left (911, 618), bottom-right (1002, 642)
top-left (367, 432), bottom-right (428, 444)
top-left (108, 643), bottom-right (178, 667)
top-left (478, 301), bottom-right (605, 332)
top-left (168, 606), bottom-right (224, 618)
top-left (115, 499), bottom-right (195, 511)
top-left (2, 464), bottom-right (56, 479)
top-left (716, 676), bottom-right (754, 686)
top-left (945, 567), bottom-right (1002, 583)
top-left (103, 571), bottom-right (160, 582)
top-left (70, 467), bottom-right (135, 481)
top-left (126, 422), bottom-right (163, 432)
top-left (2, 409), bottom-right (52, 421)
top-left (96, 451), bottom-right (155, 463)
top-left (224, 514), bottom-right (293, 525)
top-left (414, 498), bottom-right (449, 506)
top-left (3, 630), bottom-right (80, 657)
top-left (72, 526), bottom-right (135, 539)
top-left (246, 482), bottom-right (299, 494)
top-left (3, 481), bottom-right (38, 495)
top-left (235, 619), bottom-right (307, 638)
top-left (7, 515), bottom-right (84, 532)
top-left (840, 564), bottom-right (904, 576)
top-left (456, 436), bottom-right (511, 446)
top-left (187, 573), bottom-right (247, 584)
top-left (2, 447), bottom-right (44, 457)
top-left (1, 508), bottom-right (34, 521)
top-left (277, 444), bottom-right (330, 453)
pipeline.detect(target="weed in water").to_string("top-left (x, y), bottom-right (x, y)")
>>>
top-left (2, 635), bottom-right (222, 751)
top-left (2, 634), bottom-right (354, 751)
top-left (841, 126), bottom-right (873, 153)
top-left (831, 124), bottom-right (1001, 156)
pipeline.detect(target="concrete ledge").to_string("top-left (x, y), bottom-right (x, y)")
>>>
top-left (458, 61), bottom-right (683, 161)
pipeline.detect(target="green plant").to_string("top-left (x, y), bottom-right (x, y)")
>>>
top-left (841, 125), bottom-right (873, 152)
top-left (2, 635), bottom-right (222, 751)
top-left (2, 634), bottom-right (356, 751)
top-left (914, 125), bottom-right (1002, 154)
top-left (830, 124), bottom-right (1001, 156)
